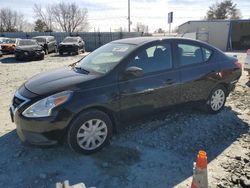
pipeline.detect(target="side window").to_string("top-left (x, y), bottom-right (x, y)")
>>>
top-left (129, 43), bottom-right (172, 74)
top-left (178, 44), bottom-right (203, 66)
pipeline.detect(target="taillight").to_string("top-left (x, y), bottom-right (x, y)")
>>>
top-left (247, 49), bottom-right (250, 55)
top-left (235, 61), bottom-right (242, 70)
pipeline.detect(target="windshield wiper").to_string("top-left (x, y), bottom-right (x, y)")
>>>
top-left (74, 66), bottom-right (89, 74)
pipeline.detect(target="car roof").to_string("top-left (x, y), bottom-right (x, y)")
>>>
top-left (65, 36), bottom-right (80, 39)
top-left (19, 39), bottom-right (36, 41)
top-left (33, 36), bottom-right (53, 39)
top-left (112, 37), bottom-right (209, 46)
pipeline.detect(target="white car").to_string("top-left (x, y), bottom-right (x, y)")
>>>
top-left (245, 49), bottom-right (250, 75)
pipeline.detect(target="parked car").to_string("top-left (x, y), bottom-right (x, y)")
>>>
top-left (10, 37), bottom-right (242, 154)
top-left (245, 49), bottom-right (250, 75)
top-left (0, 38), bottom-right (19, 54)
top-left (15, 39), bottom-right (45, 61)
top-left (32, 36), bottom-right (57, 55)
top-left (58, 36), bottom-right (85, 55)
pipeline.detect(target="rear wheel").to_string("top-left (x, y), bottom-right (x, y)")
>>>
top-left (67, 110), bottom-right (113, 154)
top-left (206, 85), bottom-right (227, 114)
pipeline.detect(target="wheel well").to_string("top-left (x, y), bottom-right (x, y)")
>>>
top-left (218, 83), bottom-right (230, 96)
top-left (66, 106), bottom-right (118, 134)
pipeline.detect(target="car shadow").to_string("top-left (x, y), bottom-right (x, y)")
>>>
top-left (0, 106), bottom-right (248, 188)
top-left (0, 56), bottom-right (36, 64)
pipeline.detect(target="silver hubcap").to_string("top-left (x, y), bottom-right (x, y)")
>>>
top-left (210, 89), bottom-right (225, 111)
top-left (76, 119), bottom-right (108, 150)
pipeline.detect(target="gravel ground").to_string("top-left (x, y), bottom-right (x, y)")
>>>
top-left (0, 52), bottom-right (249, 188)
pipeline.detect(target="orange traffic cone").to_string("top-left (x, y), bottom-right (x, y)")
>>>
top-left (191, 151), bottom-right (208, 188)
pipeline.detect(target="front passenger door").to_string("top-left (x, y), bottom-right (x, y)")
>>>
top-left (119, 42), bottom-right (181, 121)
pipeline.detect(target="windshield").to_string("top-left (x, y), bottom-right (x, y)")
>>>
top-left (0, 38), bottom-right (8, 44)
top-left (33, 38), bottom-right (46, 43)
top-left (76, 43), bottom-right (136, 74)
top-left (63, 37), bottom-right (78, 43)
top-left (6, 39), bottom-right (16, 44)
top-left (18, 40), bottom-right (37, 46)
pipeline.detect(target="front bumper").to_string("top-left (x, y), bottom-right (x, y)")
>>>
top-left (59, 45), bottom-right (78, 53)
top-left (10, 92), bottom-right (73, 146)
top-left (15, 50), bottom-right (44, 60)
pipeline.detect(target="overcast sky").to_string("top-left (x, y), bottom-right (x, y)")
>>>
top-left (1, 0), bottom-right (250, 32)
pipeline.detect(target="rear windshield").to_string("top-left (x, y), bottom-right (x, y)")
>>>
top-left (18, 40), bottom-right (37, 46)
top-left (63, 37), bottom-right (78, 43)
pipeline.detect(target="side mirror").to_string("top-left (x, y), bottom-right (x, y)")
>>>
top-left (124, 66), bottom-right (143, 79)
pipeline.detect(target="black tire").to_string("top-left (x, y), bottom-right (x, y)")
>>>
top-left (40, 54), bottom-right (45, 60)
top-left (76, 48), bottom-right (80, 55)
top-left (67, 110), bottom-right (113, 154)
top-left (59, 51), bottom-right (63, 56)
top-left (205, 85), bottom-right (227, 114)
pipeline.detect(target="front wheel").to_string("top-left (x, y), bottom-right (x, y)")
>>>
top-left (67, 110), bottom-right (113, 154)
top-left (206, 85), bottom-right (227, 114)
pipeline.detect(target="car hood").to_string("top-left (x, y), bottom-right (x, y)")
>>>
top-left (1, 43), bottom-right (15, 47)
top-left (16, 45), bottom-right (42, 51)
top-left (37, 42), bottom-right (46, 45)
top-left (24, 67), bottom-right (99, 95)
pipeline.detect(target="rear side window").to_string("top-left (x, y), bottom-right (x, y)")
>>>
top-left (178, 44), bottom-right (212, 66)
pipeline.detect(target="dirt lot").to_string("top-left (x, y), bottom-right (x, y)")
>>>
top-left (0, 52), bottom-right (249, 188)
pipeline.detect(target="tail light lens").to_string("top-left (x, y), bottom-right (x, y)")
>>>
top-left (235, 61), bottom-right (242, 70)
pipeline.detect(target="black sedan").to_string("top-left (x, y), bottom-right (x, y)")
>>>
top-left (10, 37), bottom-right (242, 154)
top-left (58, 36), bottom-right (85, 55)
top-left (15, 39), bottom-right (45, 61)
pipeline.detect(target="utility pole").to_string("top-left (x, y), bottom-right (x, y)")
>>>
top-left (128, 0), bottom-right (130, 32)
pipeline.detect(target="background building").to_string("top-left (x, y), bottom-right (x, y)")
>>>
top-left (178, 20), bottom-right (250, 51)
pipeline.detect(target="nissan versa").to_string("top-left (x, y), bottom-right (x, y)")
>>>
top-left (10, 37), bottom-right (242, 154)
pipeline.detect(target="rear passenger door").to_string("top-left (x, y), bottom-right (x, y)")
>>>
top-left (119, 41), bottom-right (181, 121)
top-left (176, 41), bottom-right (220, 102)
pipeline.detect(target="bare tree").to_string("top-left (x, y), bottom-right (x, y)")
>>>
top-left (33, 2), bottom-right (89, 32)
top-left (33, 4), bottom-right (53, 31)
top-left (0, 8), bottom-right (24, 32)
top-left (133, 22), bottom-right (148, 33)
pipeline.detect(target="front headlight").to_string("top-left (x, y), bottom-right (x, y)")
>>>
top-left (22, 91), bottom-right (72, 118)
